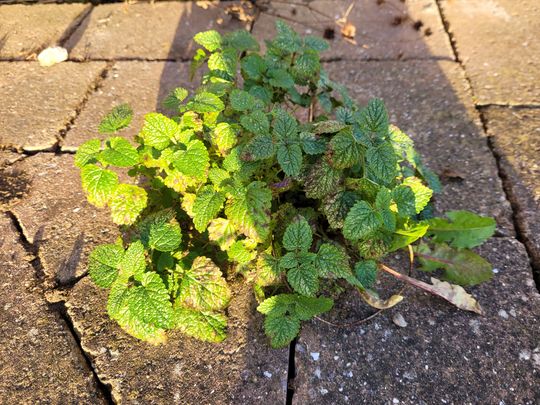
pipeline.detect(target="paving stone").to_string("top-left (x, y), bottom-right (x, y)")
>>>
top-left (64, 276), bottom-right (288, 404)
top-left (323, 60), bottom-right (514, 235)
top-left (62, 61), bottom-right (194, 151)
top-left (0, 3), bottom-right (90, 59)
top-left (0, 61), bottom-right (106, 151)
top-left (440, 0), bottom-right (540, 105)
top-left (0, 214), bottom-right (106, 404)
top-left (484, 107), bottom-right (540, 273)
top-left (9, 154), bottom-right (119, 286)
top-left (66, 1), bottom-right (253, 61)
top-left (293, 238), bottom-right (540, 404)
top-left (252, 0), bottom-right (453, 61)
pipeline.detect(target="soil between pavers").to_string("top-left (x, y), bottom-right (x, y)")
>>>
top-left (65, 1), bottom-right (254, 61)
top-left (440, 0), bottom-right (540, 105)
top-left (0, 3), bottom-right (90, 59)
top-left (0, 61), bottom-right (107, 151)
top-left (0, 214), bottom-right (106, 404)
top-left (292, 237), bottom-right (540, 404)
top-left (483, 106), bottom-right (540, 275)
top-left (323, 60), bottom-right (514, 236)
top-left (251, 0), bottom-right (453, 61)
top-left (62, 61), bottom-right (196, 151)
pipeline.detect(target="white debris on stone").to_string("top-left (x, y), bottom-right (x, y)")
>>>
top-left (519, 350), bottom-right (531, 361)
top-left (37, 46), bottom-right (68, 67)
top-left (263, 371), bottom-right (272, 378)
top-left (469, 319), bottom-right (481, 335)
top-left (392, 313), bottom-right (408, 328)
top-left (314, 367), bottom-right (321, 379)
top-left (498, 309), bottom-right (509, 319)
top-left (310, 352), bottom-right (320, 361)
top-left (319, 387), bottom-right (329, 395)
top-left (492, 268), bottom-right (500, 274)
top-left (393, 398), bottom-right (400, 404)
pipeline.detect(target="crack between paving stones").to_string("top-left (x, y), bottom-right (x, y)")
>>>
top-left (435, 0), bottom-right (540, 291)
top-left (286, 338), bottom-right (297, 405)
top-left (49, 301), bottom-right (116, 405)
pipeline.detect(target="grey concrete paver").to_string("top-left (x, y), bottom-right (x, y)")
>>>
top-left (484, 106), bottom-right (540, 271)
top-left (62, 61), bottom-right (195, 151)
top-left (0, 62), bottom-right (106, 151)
top-left (293, 238), bottom-right (540, 404)
top-left (0, 214), bottom-right (106, 404)
top-left (66, 1), bottom-right (253, 61)
top-left (252, 0), bottom-right (453, 61)
top-left (440, 0), bottom-right (540, 105)
top-left (324, 60), bottom-right (514, 235)
top-left (65, 277), bottom-right (288, 404)
top-left (0, 3), bottom-right (90, 59)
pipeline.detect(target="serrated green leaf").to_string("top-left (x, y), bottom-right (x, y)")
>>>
top-left (109, 184), bottom-right (147, 225)
top-left (272, 109), bottom-right (297, 139)
top-left (88, 244), bottom-right (124, 287)
top-left (139, 210), bottom-right (182, 252)
top-left (402, 177), bottom-right (433, 214)
top-left (240, 110), bottom-right (270, 136)
top-left (304, 35), bottom-right (329, 51)
top-left (287, 261), bottom-right (319, 296)
top-left (224, 29), bottom-right (259, 52)
top-left (316, 243), bottom-right (351, 279)
top-left (227, 240), bottom-right (256, 264)
top-left (98, 104), bottom-right (133, 134)
top-left (128, 272), bottom-right (174, 329)
top-left (173, 139), bottom-right (209, 181)
top-left (292, 50), bottom-right (320, 78)
top-left (140, 113), bottom-right (178, 150)
top-left (242, 135), bottom-right (275, 161)
top-left (177, 256), bottom-right (231, 311)
top-left (193, 186), bottom-right (225, 232)
top-left (207, 218), bottom-right (236, 250)
top-left (299, 131), bottom-right (326, 155)
top-left (211, 122), bottom-right (237, 156)
top-left (187, 92), bottom-right (225, 113)
top-left (208, 49), bottom-right (237, 77)
top-left (392, 185), bottom-right (416, 217)
top-left (230, 89), bottom-right (255, 112)
top-left (81, 164), bottom-right (119, 208)
top-left (312, 120), bottom-right (347, 134)
top-left (194, 30), bottom-right (222, 52)
top-left (174, 307), bottom-right (227, 343)
top-left (256, 253), bottom-right (282, 287)
top-left (294, 295), bottom-right (333, 321)
top-left (264, 313), bottom-right (300, 348)
top-left (190, 48), bottom-right (207, 80)
top-left (303, 161), bottom-right (342, 199)
top-left (241, 54), bottom-right (267, 80)
top-left (366, 143), bottom-right (398, 185)
top-left (354, 260), bottom-right (378, 289)
top-left (417, 242), bottom-right (493, 286)
top-left (358, 99), bottom-right (388, 135)
top-left (273, 20), bottom-right (301, 53)
top-left (268, 68), bottom-right (295, 89)
top-left (283, 216), bottom-right (312, 252)
top-left (163, 87), bottom-right (189, 110)
top-left (328, 127), bottom-right (362, 169)
top-left (100, 137), bottom-right (139, 167)
top-left (321, 190), bottom-right (359, 229)
top-left (426, 211), bottom-right (496, 249)
top-left (343, 201), bottom-right (383, 241)
top-left (118, 240), bottom-right (146, 279)
top-left (277, 143), bottom-right (302, 177)
top-left (389, 222), bottom-right (429, 252)
top-left (75, 139), bottom-right (101, 168)
top-left (249, 85), bottom-right (272, 105)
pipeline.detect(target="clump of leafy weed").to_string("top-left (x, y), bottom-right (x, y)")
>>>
top-left (76, 22), bottom-right (496, 347)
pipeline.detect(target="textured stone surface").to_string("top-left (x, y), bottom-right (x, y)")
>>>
top-left (66, 1), bottom-right (253, 61)
top-left (324, 60), bottom-right (514, 235)
top-left (65, 277), bottom-right (288, 404)
top-left (0, 214), bottom-right (105, 404)
top-left (252, 0), bottom-right (453, 61)
top-left (0, 62), bottom-right (106, 151)
top-left (484, 107), bottom-right (540, 273)
top-left (440, 0), bottom-right (540, 105)
top-left (0, 3), bottom-right (90, 59)
top-left (293, 238), bottom-right (540, 404)
top-left (62, 61), bottom-right (194, 150)
top-left (9, 154), bottom-right (119, 286)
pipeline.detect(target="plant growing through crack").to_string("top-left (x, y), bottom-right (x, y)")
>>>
top-left (75, 22), bottom-right (496, 347)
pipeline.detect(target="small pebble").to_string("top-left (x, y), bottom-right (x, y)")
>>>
top-left (519, 350), bottom-right (531, 361)
top-left (263, 371), bottom-right (272, 378)
top-left (393, 313), bottom-right (408, 328)
top-left (498, 309), bottom-right (509, 319)
top-left (310, 352), bottom-right (320, 361)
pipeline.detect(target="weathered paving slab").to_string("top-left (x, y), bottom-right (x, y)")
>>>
top-left (8, 154), bottom-right (119, 286)
top-left (62, 61), bottom-right (195, 151)
top-left (484, 106), bottom-right (540, 273)
top-left (0, 214), bottom-right (105, 404)
top-left (0, 61), bottom-right (106, 151)
top-left (66, 1), bottom-right (253, 61)
top-left (252, 0), bottom-right (453, 61)
top-left (324, 60), bottom-right (514, 235)
top-left (293, 238), bottom-right (540, 404)
top-left (0, 3), bottom-right (90, 59)
top-left (440, 0), bottom-right (540, 105)
top-left (64, 277), bottom-right (288, 404)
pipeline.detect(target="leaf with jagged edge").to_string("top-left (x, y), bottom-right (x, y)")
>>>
top-left (207, 218), bottom-right (236, 251)
top-left (227, 240), bottom-right (256, 264)
top-left (358, 98), bottom-right (388, 136)
top-left (303, 160), bottom-right (342, 199)
top-left (343, 201), bottom-right (383, 241)
top-left (174, 307), bottom-right (227, 343)
top-left (272, 109), bottom-right (297, 140)
top-left (255, 252), bottom-right (282, 287)
top-left (328, 127), bottom-right (363, 169)
top-left (98, 104), bottom-right (133, 134)
top-left (366, 143), bottom-right (398, 186)
top-left (177, 256), bottom-right (231, 311)
top-left (139, 209), bottom-right (182, 252)
top-left (163, 169), bottom-right (199, 194)
top-left (273, 20), bottom-right (302, 53)
top-left (402, 177), bottom-right (432, 214)
top-left (304, 35), bottom-right (329, 51)
top-left (240, 110), bottom-right (270, 136)
top-left (224, 29), bottom-right (259, 52)
top-left (316, 243), bottom-right (352, 280)
top-left (80, 164), bottom-right (119, 208)
top-left (75, 139), bottom-right (101, 168)
top-left (299, 131), bottom-right (326, 155)
top-left (192, 186), bottom-right (225, 232)
top-left (283, 216), bottom-right (312, 252)
top-left (389, 222), bottom-right (429, 252)
top-left (391, 185), bottom-right (416, 218)
top-left (277, 143), bottom-right (302, 177)
top-left (118, 240), bottom-right (146, 279)
top-left (426, 211), bottom-right (496, 249)
top-left (287, 261), bottom-right (319, 296)
top-left (268, 68), bottom-right (295, 89)
top-left (163, 87), bottom-right (189, 110)
top-left (321, 189), bottom-right (359, 229)
top-left (242, 135), bottom-right (275, 161)
top-left (193, 30), bottom-right (222, 52)
top-left (186, 92), bottom-right (225, 113)
top-left (88, 244), bottom-right (124, 287)
top-left (208, 49), bottom-right (236, 77)
top-left (100, 137), bottom-right (139, 167)
top-left (230, 89), bottom-right (256, 112)
top-left (225, 181), bottom-right (272, 242)
top-left (173, 139), bottom-right (209, 181)
top-left (128, 272), bottom-right (175, 329)
top-left (109, 184), bottom-right (148, 225)
top-left (211, 122), bottom-right (237, 156)
top-left (241, 54), bottom-right (267, 80)
top-left (294, 295), bottom-right (333, 321)
top-left (140, 113), bottom-right (178, 150)
top-left (312, 120), bottom-right (347, 134)
top-left (264, 313), bottom-right (300, 348)
top-left (354, 260), bottom-right (378, 289)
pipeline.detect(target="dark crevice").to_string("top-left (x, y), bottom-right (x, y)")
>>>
top-left (5, 211), bottom-right (45, 281)
top-left (434, 0), bottom-right (459, 64)
top-left (286, 338), bottom-right (297, 405)
top-left (67, 57), bottom-right (192, 63)
top-left (321, 55), bottom-right (454, 63)
top-left (58, 5), bottom-right (93, 47)
top-left (49, 301), bottom-right (115, 405)
top-left (476, 103), bottom-right (540, 109)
